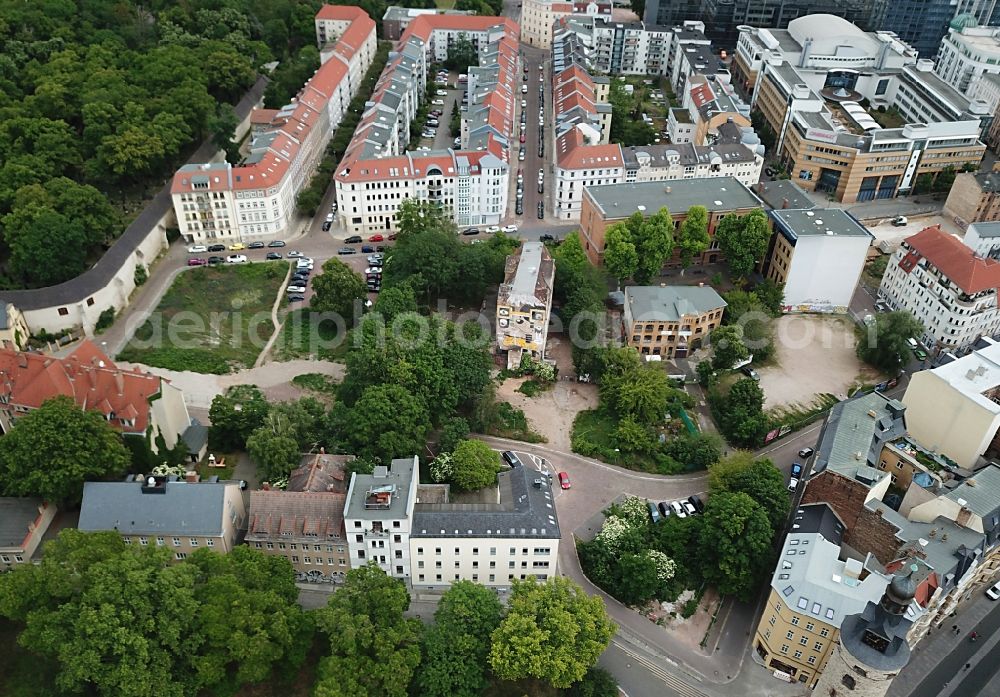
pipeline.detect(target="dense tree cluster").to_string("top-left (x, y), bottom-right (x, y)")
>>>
top-left (0, 531), bottom-right (311, 697)
top-left (856, 311), bottom-right (925, 373)
top-left (708, 377), bottom-right (771, 448)
top-left (551, 232), bottom-right (610, 375)
top-left (602, 208), bottom-right (675, 286)
top-left (0, 0), bottom-right (321, 287)
top-left (608, 79), bottom-right (656, 146)
top-left (714, 209), bottom-right (772, 280)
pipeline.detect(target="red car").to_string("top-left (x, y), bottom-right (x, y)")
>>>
top-left (558, 472), bottom-right (571, 490)
top-left (369, 234), bottom-right (384, 242)
top-left (520, 134), bottom-right (526, 143)
top-left (387, 233), bottom-right (398, 241)
top-left (187, 258), bottom-right (207, 266)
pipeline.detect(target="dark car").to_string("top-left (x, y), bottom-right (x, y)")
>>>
top-left (266, 252), bottom-right (283, 260)
top-left (502, 451), bottom-right (523, 468)
top-left (537, 201), bottom-right (544, 219)
top-left (647, 500), bottom-right (661, 524)
top-left (321, 221), bottom-right (332, 231)
top-left (207, 244), bottom-right (226, 252)
top-left (337, 247), bottom-right (356, 255)
top-left (207, 255), bottom-right (225, 265)
top-left (537, 181), bottom-right (544, 194)
top-left (461, 227), bottom-right (480, 236)
top-left (375, 245), bottom-right (387, 252)
top-left (267, 240), bottom-right (286, 247)
top-left (790, 463), bottom-right (804, 478)
top-left (248, 241), bottom-right (265, 249)
top-left (539, 234), bottom-right (555, 243)
top-left (345, 235), bottom-right (363, 244)
top-left (764, 166), bottom-right (775, 177)
top-left (361, 244), bottom-right (375, 253)
top-left (687, 495), bottom-right (704, 514)
top-left (657, 501), bottom-right (673, 517)
top-left (798, 447), bottom-right (815, 459)
top-left (515, 200), bottom-right (523, 215)
top-left (287, 295), bottom-right (305, 302)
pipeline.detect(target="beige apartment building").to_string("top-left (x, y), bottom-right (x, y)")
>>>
top-left (622, 285), bottom-right (727, 359)
top-left (944, 170), bottom-right (1000, 224)
top-left (0, 498), bottom-right (56, 570)
top-left (78, 475), bottom-right (247, 559)
top-left (496, 242), bottom-right (555, 369)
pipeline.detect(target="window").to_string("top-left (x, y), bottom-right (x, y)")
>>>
top-left (799, 637), bottom-right (808, 645)
top-left (139, 537), bottom-right (148, 546)
top-left (814, 641), bottom-right (823, 651)
top-left (841, 674), bottom-right (856, 690)
top-left (396, 565), bottom-right (403, 574)
top-left (206, 539), bottom-right (214, 547)
top-left (175, 552), bottom-right (187, 560)
top-left (808, 656), bottom-right (817, 665)
top-left (393, 521), bottom-right (400, 528)
top-left (156, 537), bottom-right (165, 546)
top-left (791, 616), bottom-right (800, 626)
top-left (394, 535), bottom-right (401, 543)
top-left (769, 615), bottom-right (776, 626)
top-left (780, 644), bottom-right (789, 654)
top-left (417, 547), bottom-right (424, 555)
top-left (793, 650), bottom-right (802, 659)
top-left (292, 556), bottom-right (299, 562)
top-left (805, 622), bottom-right (815, 631)
top-left (304, 557), bottom-right (311, 565)
top-left (786, 631), bottom-right (794, 640)
top-left (820, 628), bottom-right (830, 638)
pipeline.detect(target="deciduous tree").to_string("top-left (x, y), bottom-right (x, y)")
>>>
top-left (710, 324), bottom-right (750, 369)
top-left (856, 311), bottom-right (924, 373)
top-left (311, 258), bottom-right (368, 321)
top-left (678, 205), bottom-right (710, 270)
top-left (337, 384), bottom-right (431, 463)
top-left (698, 492), bottom-right (773, 600)
top-left (246, 424), bottom-right (300, 482)
top-left (208, 384), bottom-right (270, 451)
top-left (603, 224), bottom-right (638, 286)
top-left (715, 209), bottom-right (771, 280)
top-left (450, 439), bottom-right (502, 491)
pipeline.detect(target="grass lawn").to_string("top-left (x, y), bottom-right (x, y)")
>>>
top-left (273, 308), bottom-right (352, 362)
top-left (291, 372), bottom-right (339, 396)
top-left (118, 262), bottom-right (288, 373)
top-left (870, 107), bottom-right (906, 129)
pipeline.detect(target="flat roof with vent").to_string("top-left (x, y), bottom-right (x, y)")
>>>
top-left (771, 208), bottom-right (873, 242)
top-left (584, 177), bottom-right (763, 220)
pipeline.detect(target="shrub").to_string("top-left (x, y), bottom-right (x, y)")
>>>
top-left (95, 307), bottom-right (116, 333)
top-left (134, 264), bottom-right (148, 287)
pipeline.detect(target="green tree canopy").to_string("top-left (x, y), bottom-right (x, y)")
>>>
top-left (600, 363), bottom-right (673, 425)
top-left (714, 209), bottom-right (772, 279)
top-left (709, 451), bottom-right (789, 530)
top-left (698, 492), bottom-right (773, 600)
top-left (314, 563), bottom-right (422, 697)
top-left (603, 223), bottom-right (638, 285)
top-left (246, 424), bottom-right (301, 483)
top-left (678, 205), bottom-right (710, 269)
top-left (709, 378), bottom-right (770, 448)
top-left (311, 258), bottom-right (368, 321)
top-left (710, 324), bottom-right (750, 369)
top-left (334, 384), bottom-right (431, 464)
top-left (208, 384), bottom-right (270, 451)
top-left (489, 577), bottom-right (616, 689)
top-left (449, 439), bottom-right (502, 490)
top-left (856, 311), bottom-right (925, 373)
top-left (0, 395), bottom-right (130, 504)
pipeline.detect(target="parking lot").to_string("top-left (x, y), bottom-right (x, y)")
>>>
top-left (863, 213), bottom-right (965, 251)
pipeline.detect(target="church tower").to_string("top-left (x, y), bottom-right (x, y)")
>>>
top-left (812, 565), bottom-right (917, 697)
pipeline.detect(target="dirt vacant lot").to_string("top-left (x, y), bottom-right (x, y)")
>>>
top-left (758, 314), bottom-right (879, 409)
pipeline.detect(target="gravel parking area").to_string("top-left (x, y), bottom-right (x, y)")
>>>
top-left (864, 213), bottom-right (963, 251)
top-left (758, 314), bottom-right (879, 409)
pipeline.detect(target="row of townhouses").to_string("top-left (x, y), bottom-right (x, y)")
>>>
top-left (171, 6), bottom-right (377, 244)
top-left (754, 387), bottom-right (1000, 692)
top-left (332, 15), bottom-right (519, 235)
top-left (549, 19), bottom-right (764, 221)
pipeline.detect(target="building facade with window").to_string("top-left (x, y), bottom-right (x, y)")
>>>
top-left (935, 20), bottom-right (1000, 98)
top-left (622, 285), bottom-right (727, 359)
top-left (753, 503), bottom-right (891, 688)
top-left (0, 498), bottom-right (56, 570)
top-left (172, 6), bottom-right (377, 244)
top-left (944, 171), bottom-right (1000, 224)
top-left (78, 476), bottom-right (247, 559)
top-left (497, 242), bottom-right (555, 369)
top-left (878, 225), bottom-right (1000, 352)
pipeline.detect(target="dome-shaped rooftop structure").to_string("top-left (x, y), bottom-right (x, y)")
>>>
top-left (787, 14), bottom-right (875, 58)
top-left (950, 13), bottom-right (979, 31)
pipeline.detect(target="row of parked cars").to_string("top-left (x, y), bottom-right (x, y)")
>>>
top-left (648, 495), bottom-right (703, 524)
top-left (187, 240), bottom-right (286, 254)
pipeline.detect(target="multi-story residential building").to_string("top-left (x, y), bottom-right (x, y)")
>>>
top-left (936, 19), bottom-right (1000, 97)
top-left (497, 242), bottom-right (555, 369)
top-left (622, 286), bottom-right (726, 359)
top-left (974, 69), bottom-right (1000, 117)
top-left (879, 225), bottom-right (1000, 352)
top-left (553, 16), bottom-right (675, 76)
top-left (944, 171), bottom-right (1000, 224)
top-left (333, 16), bottom-right (518, 235)
top-left (344, 455), bottom-right (562, 589)
top-left (752, 52), bottom-right (987, 203)
top-left (668, 108), bottom-right (694, 143)
top-left (683, 75), bottom-right (752, 145)
top-left (380, 6), bottom-right (476, 40)
top-left (410, 462), bottom-right (560, 590)
top-left (246, 453), bottom-right (353, 584)
top-left (963, 220), bottom-right (1000, 258)
top-left (172, 6), bottom-right (376, 244)
top-left (764, 208), bottom-right (873, 312)
top-left (752, 503), bottom-right (891, 688)
top-left (902, 337), bottom-right (1000, 468)
top-left (520, 0), bottom-right (611, 49)
top-left (79, 475), bottom-right (247, 559)
top-left (579, 177), bottom-right (765, 265)
top-left (344, 457), bottom-right (418, 580)
top-left (0, 498), bottom-right (56, 570)
top-left (0, 341), bottom-right (202, 459)
top-left (552, 64), bottom-right (612, 145)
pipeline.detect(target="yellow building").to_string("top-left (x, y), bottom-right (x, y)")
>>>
top-left (622, 285), bottom-right (726, 359)
top-left (496, 242), bottom-right (555, 369)
top-left (753, 503), bottom-right (890, 688)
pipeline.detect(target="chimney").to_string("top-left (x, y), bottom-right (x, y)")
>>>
top-left (782, 197), bottom-right (789, 209)
top-left (16, 353), bottom-right (27, 369)
top-left (185, 471), bottom-right (200, 483)
top-left (114, 371), bottom-right (124, 396)
top-left (957, 506), bottom-right (973, 528)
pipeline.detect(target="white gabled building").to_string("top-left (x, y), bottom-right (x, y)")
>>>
top-left (172, 6), bottom-right (376, 244)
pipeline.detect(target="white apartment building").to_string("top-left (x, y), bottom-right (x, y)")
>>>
top-left (936, 21), bottom-right (1000, 98)
top-left (333, 15), bottom-right (517, 235)
top-left (344, 457), bottom-right (419, 580)
top-left (172, 6), bottom-right (376, 244)
top-left (879, 225), bottom-right (1000, 352)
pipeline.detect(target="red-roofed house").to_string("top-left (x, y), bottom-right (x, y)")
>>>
top-left (171, 6), bottom-right (376, 245)
top-left (880, 225), bottom-right (1000, 351)
top-left (0, 341), bottom-right (201, 459)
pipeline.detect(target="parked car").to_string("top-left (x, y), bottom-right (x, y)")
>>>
top-left (266, 252), bottom-right (283, 260)
top-left (345, 235), bottom-right (363, 244)
top-left (669, 501), bottom-right (688, 518)
top-left (287, 250), bottom-right (304, 258)
top-left (681, 500), bottom-right (697, 516)
top-left (538, 180), bottom-right (544, 194)
top-left (436, 90), bottom-right (447, 96)
top-left (892, 216), bottom-right (908, 226)
top-left (461, 227), bottom-right (480, 236)
top-left (286, 285), bottom-right (307, 294)
top-left (764, 166), bottom-right (775, 177)
top-left (388, 233), bottom-right (398, 241)
top-left (207, 255), bottom-right (225, 265)
top-left (207, 244), bottom-right (226, 252)
top-left (187, 244), bottom-right (207, 253)
top-left (539, 234), bottom-right (556, 243)
top-left (431, 99), bottom-right (444, 106)
top-left (268, 240), bottom-right (286, 247)
top-left (515, 200), bottom-right (523, 215)
top-left (322, 221), bottom-right (332, 231)
top-left (485, 225), bottom-right (501, 233)
top-left (502, 224), bottom-right (518, 233)
top-left (687, 495), bottom-right (704, 514)
top-left (798, 447), bottom-right (815, 459)
top-left (287, 295), bottom-right (305, 302)
top-left (337, 247), bottom-right (356, 255)
top-left (226, 254), bottom-right (247, 264)
top-left (788, 475), bottom-right (800, 492)
top-left (502, 451), bottom-right (523, 468)
top-left (325, 213), bottom-right (334, 222)
top-left (187, 257), bottom-right (207, 266)
top-left (791, 463), bottom-right (803, 479)
top-left (741, 365), bottom-right (760, 381)
top-left (657, 501), bottom-right (673, 518)
top-left (248, 241), bottom-right (265, 249)
top-left (375, 245), bottom-right (387, 252)
top-left (987, 580), bottom-right (1000, 600)
top-left (228, 242), bottom-right (246, 251)
top-left (537, 201), bottom-right (544, 219)
top-left (361, 244), bottom-right (375, 253)
top-left (369, 234), bottom-right (384, 242)
top-left (519, 148), bottom-right (525, 161)
top-left (647, 500), bottom-right (661, 524)
top-left (914, 347), bottom-right (928, 361)
top-left (557, 472), bottom-right (571, 489)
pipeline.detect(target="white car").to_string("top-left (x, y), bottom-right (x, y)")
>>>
top-left (518, 150), bottom-right (525, 161)
top-left (436, 90), bottom-right (447, 96)
top-left (286, 285), bottom-right (307, 294)
top-left (788, 476), bottom-right (800, 492)
top-left (987, 580), bottom-right (1000, 600)
top-left (187, 244), bottom-right (208, 254)
top-left (287, 251), bottom-right (304, 258)
top-left (521, 99), bottom-right (527, 107)
top-left (485, 225), bottom-right (501, 233)
top-left (325, 213), bottom-right (334, 222)
top-left (431, 99), bottom-right (444, 106)
top-left (670, 501), bottom-right (688, 519)
top-left (502, 224), bottom-right (518, 233)
top-left (297, 257), bottom-right (313, 265)
top-left (521, 85), bottom-right (527, 94)
top-left (226, 254), bottom-right (247, 264)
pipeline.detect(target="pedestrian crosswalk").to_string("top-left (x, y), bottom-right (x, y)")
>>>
top-left (610, 636), bottom-right (713, 697)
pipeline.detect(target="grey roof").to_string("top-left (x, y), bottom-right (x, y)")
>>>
top-left (181, 419), bottom-right (207, 454)
top-left (623, 285), bottom-right (727, 324)
top-left (620, 142), bottom-right (757, 170)
top-left (974, 172), bottom-right (1000, 194)
top-left (78, 480), bottom-right (236, 536)
top-left (774, 504), bottom-right (889, 630)
top-left (345, 457), bottom-right (415, 521)
top-left (771, 208), bottom-right (873, 242)
top-left (884, 506), bottom-right (986, 594)
top-left (899, 65), bottom-right (971, 119)
top-left (968, 221), bottom-right (1000, 238)
top-left (765, 28), bottom-right (804, 53)
top-left (584, 177), bottom-right (763, 219)
top-left (0, 302), bottom-right (8, 330)
top-left (839, 605), bottom-right (912, 671)
top-left (946, 462), bottom-right (1000, 518)
top-left (412, 464), bottom-right (560, 539)
top-left (499, 242), bottom-right (554, 310)
top-left (814, 393), bottom-right (908, 482)
top-left (754, 180), bottom-right (815, 211)
top-left (0, 498), bottom-right (44, 549)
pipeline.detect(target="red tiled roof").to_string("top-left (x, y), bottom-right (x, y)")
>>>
top-left (556, 129), bottom-right (623, 170)
top-left (247, 490), bottom-right (347, 540)
top-left (316, 5), bottom-right (368, 21)
top-left (250, 108), bottom-right (279, 124)
top-left (690, 82), bottom-right (715, 109)
top-left (903, 225), bottom-right (1000, 294)
top-left (0, 341), bottom-right (163, 433)
top-left (402, 15), bottom-right (519, 44)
